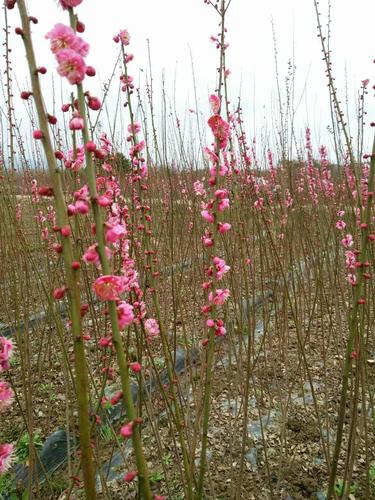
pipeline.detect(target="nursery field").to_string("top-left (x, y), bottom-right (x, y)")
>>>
top-left (0, 0), bottom-right (374, 499)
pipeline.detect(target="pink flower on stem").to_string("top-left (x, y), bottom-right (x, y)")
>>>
top-left (93, 275), bottom-right (126, 301)
top-left (0, 443), bottom-right (13, 473)
top-left (341, 234), bottom-right (354, 248)
top-left (69, 111), bottom-right (84, 131)
top-left (201, 210), bottom-right (214, 223)
top-left (46, 24), bottom-right (89, 56)
top-left (335, 220), bottom-right (346, 230)
top-left (105, 223), bottom-right (127, 244)
top-left (0, 380), bottom-right (14, 412)
top-left (347, 274), bottom-right (357, 286)
top-left (345, 250), bottom-right (356, 270)
top-left (207, 115), bottom-right (230, 149)
top-left (213, 256), bottom-right (230, 280)
top-left (124, 470), bottom-right (138, 482)
top-left (218, 222), bottom-right (231, 234)
top-left (0, 337), bottom-right (13, 372)
top-left (209, 94), bottom-right (220, 114)
top-left (193, 180), bottom-right (206, 197)
top-left (118, 29), bottom-right (130, 45)
top-left (83, 244), bottom-right (100, 266)
top-left (117, 301), bottom-right (134, 329)
top-left (59, 0), bottom-right (83, 9)
top-left (130, 362), bottom-right (141, 373)
top-left (208, 288), bottom-right (230, 306)
top-left (144, 318), bottom-right (160, 338)
top-left (120, 422), bottom-right (133, 438)
top-left (56, 49), bottom-right (87, 85)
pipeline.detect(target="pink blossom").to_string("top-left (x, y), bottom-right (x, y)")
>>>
top-left (0, 380), bottom-right (13, 412)
top-left (56, 49), bottom-right (86, 85)
top-left (130, 362), bottom-right (141, 373)
top-left (347, 274), bottom-right (357, 286)
top-left (213, 256), bottom-right (230, 280)
top-left (0, 337), bottom-right (13, 372)
top-left (124, 471), bottom-right (137, 482)
top-left (207, 115), bottom-right (230, 149)
top-left (0, 443), bottom-right (13, 473)
top-left (106, 223), bottom-right (127, 244)
top-left (193, 180), bottom-right (206, 197)
top-left (59, 0), bottom-right (83, 9)
top-left (217, 198), bottom-right (229, 212)
top-left (201, 210), bottom-right (214, 223)
top-left (336, 220), bottom-right (346, 230)
top-left (203, 236), bottom-right (214, 247)
top-left (93, 275), bottom-right (125, 301)
top-left (345, 250), bottom-right (356, 270)
top-left (218, 222), bottom-right (231, 234)
top-left (341, 234), bottom-right (354, 248)
top-left (46, 24), bottom-right (89, 56)
top-left (144, 318), bottom-right (160, 338)
top-left (127, 122), bottom-right (141, 134)
top-left (83, 244), bottom-right (100, 266)
top-left (119, 29), bottom-right (130, 46)
top-left (69, 111), bottom-right (84, 130)
top-left (209, 94), bottom-right (220, 114)
top-left (97, 195), bottom-right (112, 207)
top-left (75, 200), bottom-right (89, 215)
top-left (120, 422), bottom-right (133, 438)
top-left (208, 288), bottom-right (230, 306)
top-left (117, 301), bottom-right (134, 329)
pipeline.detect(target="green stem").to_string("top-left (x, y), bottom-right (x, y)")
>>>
top-left (327, 135), bottom-right (375, 498)
top-left (16, 2), bottom-right (96, 497)
top-left (67, 10), bottom-right (152, 498)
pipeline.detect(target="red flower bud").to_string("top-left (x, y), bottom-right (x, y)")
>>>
top-left (33, 130), bottom-right (43, 140)
top-left (85, 141), bottom-right (96, 152)
top-left (76, 20), bottom-right (85, 33)
top-left (20, 91), bottom-right (32, 100)
top-left (38, 185), bottom-right (54, 197)
top-left (86, 66), bottom-right (96, 77)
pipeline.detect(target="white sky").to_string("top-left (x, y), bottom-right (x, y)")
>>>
top-left (2, 0), bottom-right (374, 160)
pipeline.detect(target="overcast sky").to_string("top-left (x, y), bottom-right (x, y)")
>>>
top-left (2, 0), bottom-right (374, 160)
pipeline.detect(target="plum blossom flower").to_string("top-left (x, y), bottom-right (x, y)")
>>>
top-left (336, 220), bottom-right (346, 230)
top-left (105, 223), bottom-right (127, 244)
top-left (59, 0), bottom-right (83, 9)
top-left (347, 274), bottom-right (357, 286)
top-left (194, 180), bottom-right (206, 197)
top-left (0, 337), bottom-right (13, 372)
top-left (0, 443), bottom-right (13, 473)
top-left (341, 234), bottom-right (354, 248)
top-left (208, 288), bottom-right (230, 306)
top-left (144, 318), bottom-right (160, 338)
top-left (46, 24), bottom-right (89, 56)
top-left (201, 210), bottom-right (214, 223)
top-left (0, 381), bottom-right (13, 412)
top-left (207, 115), bottom-right (230, 149)
top-left (209, 94), bottom-right (220, 114)
top-left (345, 250), bottom-right (356, 270)
top-left (93, 275), bottom-right (125, 301)
top-left (56, 49), bottom-right (87, 85)
top-left (117, 301), bottom-right (134, 329)
top-left (213, 256), bottom-right (230, 280)
top-left (120, 422), bottom-right (133, 438)
top-left (218, 222), bottom-right (231, 234)
top-left (119, 30), bottom-right (131, 45)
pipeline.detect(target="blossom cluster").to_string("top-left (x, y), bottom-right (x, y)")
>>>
top-left (0, 336), bottom-right (14, 473)
top-left (198, 95), bottom-right (232, 338)
top-left (46, 23), bottom-right (89, 85)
